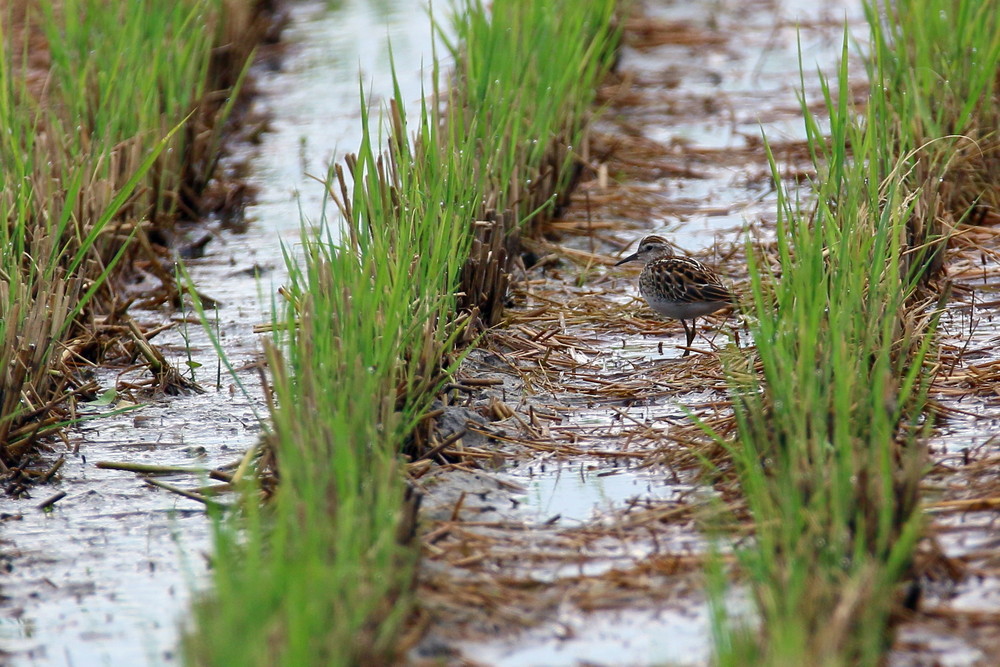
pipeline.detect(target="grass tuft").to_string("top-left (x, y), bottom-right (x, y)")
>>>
top-left (711, 1), bottom-right (999, 662)
top-left (0, 0), bottom-right (267, 468)
top-left (864, 0), bottom-right (1000, 277)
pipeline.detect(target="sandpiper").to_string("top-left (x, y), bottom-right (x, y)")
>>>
top-left (615, 235), bottom-right (733, 356)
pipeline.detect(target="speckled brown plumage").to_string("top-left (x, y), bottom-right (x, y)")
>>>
top-left (615, 235), bottom-right (733, 355)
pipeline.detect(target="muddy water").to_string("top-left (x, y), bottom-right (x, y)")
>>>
top-left (0, 1), bottom-right (438, 664)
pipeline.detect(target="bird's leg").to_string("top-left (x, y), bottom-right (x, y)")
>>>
top-left (681, 319), bottom-right (694, 356)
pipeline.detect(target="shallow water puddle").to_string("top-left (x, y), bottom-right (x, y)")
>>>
top-left (457, 605), bottom-right (714, 667)
top-left (0, 1), bottom-right (439, 663)
top-left (511, 459), bottom-right (695, 525)
top-left (0, 372), bottom-right (263, 665)
top-left (235, 0), bottom-right (443, 234)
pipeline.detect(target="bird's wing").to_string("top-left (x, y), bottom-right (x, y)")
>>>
top-left (658, 258), bottom-right (733, 303)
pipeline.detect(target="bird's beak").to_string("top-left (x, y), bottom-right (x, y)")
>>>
top-left (614, 252), bottom-right (639, 267)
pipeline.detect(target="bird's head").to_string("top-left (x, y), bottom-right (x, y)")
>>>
top-left (614, 235), bottom-right (675, 266)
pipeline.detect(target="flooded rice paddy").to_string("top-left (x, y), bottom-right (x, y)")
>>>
top-left (2, 0), bottom-right (997, 664)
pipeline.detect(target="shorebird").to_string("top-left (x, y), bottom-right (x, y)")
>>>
top-left (615, 235), bottom-right (733, 356)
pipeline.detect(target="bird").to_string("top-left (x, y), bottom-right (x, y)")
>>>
top-left (615, 235), bottom-right (733, 356)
